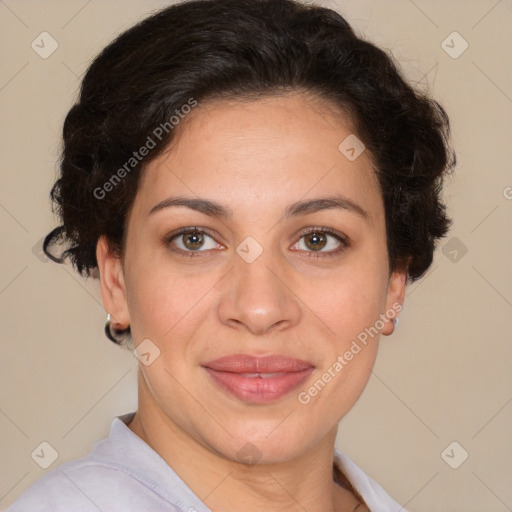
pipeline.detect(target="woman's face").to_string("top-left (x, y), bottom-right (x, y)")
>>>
top-left (100, 93), bottom-right (406, 463)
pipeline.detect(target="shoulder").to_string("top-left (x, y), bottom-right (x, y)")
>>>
top-left (5, 455), bottom-right (104, 512)
top-left (5, 454), bottom-right (174, 512)
top-left (334, 449), bottom-right (408, 512)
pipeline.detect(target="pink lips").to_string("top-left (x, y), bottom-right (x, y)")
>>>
top-left (202, 354), bottom-right (314, 404)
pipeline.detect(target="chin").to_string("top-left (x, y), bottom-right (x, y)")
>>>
top-left (205, 418), bottom-right (316, 466)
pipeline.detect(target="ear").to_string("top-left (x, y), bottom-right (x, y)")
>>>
top-left (96, 235), bottom-right (130, 330)
top-left (381, 269), bottom-right (407, 336)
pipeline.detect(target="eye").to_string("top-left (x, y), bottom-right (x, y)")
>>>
top-left (165, 227), bottom-right (222, 256)
top-left (291, 228), bottom-right (348, 257)
top-left (164, 226), bottom-right (348, 259)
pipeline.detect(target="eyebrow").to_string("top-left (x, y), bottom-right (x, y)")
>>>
top-left (147, 194), bottom-right (369, 222)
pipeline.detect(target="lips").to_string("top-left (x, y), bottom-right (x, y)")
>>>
top-left (202, 354), bottom-right (314, 404)
top-left (203, 354), bottom-right (313, 373)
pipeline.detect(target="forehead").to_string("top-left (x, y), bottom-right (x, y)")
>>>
top-left (134, 93), bottom-right (382, 222)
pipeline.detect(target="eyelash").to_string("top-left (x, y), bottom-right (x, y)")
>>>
top-left (163, 226), bottom-right (349, 259)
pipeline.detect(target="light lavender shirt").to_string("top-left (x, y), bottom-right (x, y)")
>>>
top-left (6, 412), bottom-right (407, 512)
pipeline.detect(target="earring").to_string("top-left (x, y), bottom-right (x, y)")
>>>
top-left (104, 313), bottom-right (129, 344)
top-left (104, 313), bottom-right (117, 342)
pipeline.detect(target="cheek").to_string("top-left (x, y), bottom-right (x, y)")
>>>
top-left (125, 264), bottom-right (219, 344)
top-left (313, 261), bottom-right (388, 403)
top-left (307, 264), bottom-right (388, 345)
top-left (301, 279), bottom-right (382, 418)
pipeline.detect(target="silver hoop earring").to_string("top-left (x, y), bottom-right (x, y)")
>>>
top-left (104, 313), bottom-right (117, 342)
top-left (104, 313), bottom-right (129, 344)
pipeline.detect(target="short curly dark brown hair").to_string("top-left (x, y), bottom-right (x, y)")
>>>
top-left (44, 0), bottom-right (455, 284)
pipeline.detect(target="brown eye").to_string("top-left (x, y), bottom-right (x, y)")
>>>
top-left (182, 231), bottom-right (205, 250)
top-left (304, 232), bottom-right (328, 251)
top-left (166, 228), bottom-right (220, 253)
top-left (291, 228), bottom-right (348, 258)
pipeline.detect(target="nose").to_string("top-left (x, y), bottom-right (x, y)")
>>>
top-left (216, 249), bottom-right (301, 336)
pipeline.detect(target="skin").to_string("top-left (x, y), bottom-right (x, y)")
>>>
top-left (96, 92), bottom-right (407, 512)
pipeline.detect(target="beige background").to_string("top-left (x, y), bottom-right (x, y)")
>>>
top-left (1, 1), bottom-right (511, 510)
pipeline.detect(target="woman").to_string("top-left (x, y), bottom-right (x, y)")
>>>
top-left (7, 0), bottom-right (455, 510)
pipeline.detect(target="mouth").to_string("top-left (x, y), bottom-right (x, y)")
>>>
top-left (202, 354), bottom-right (314, 404)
